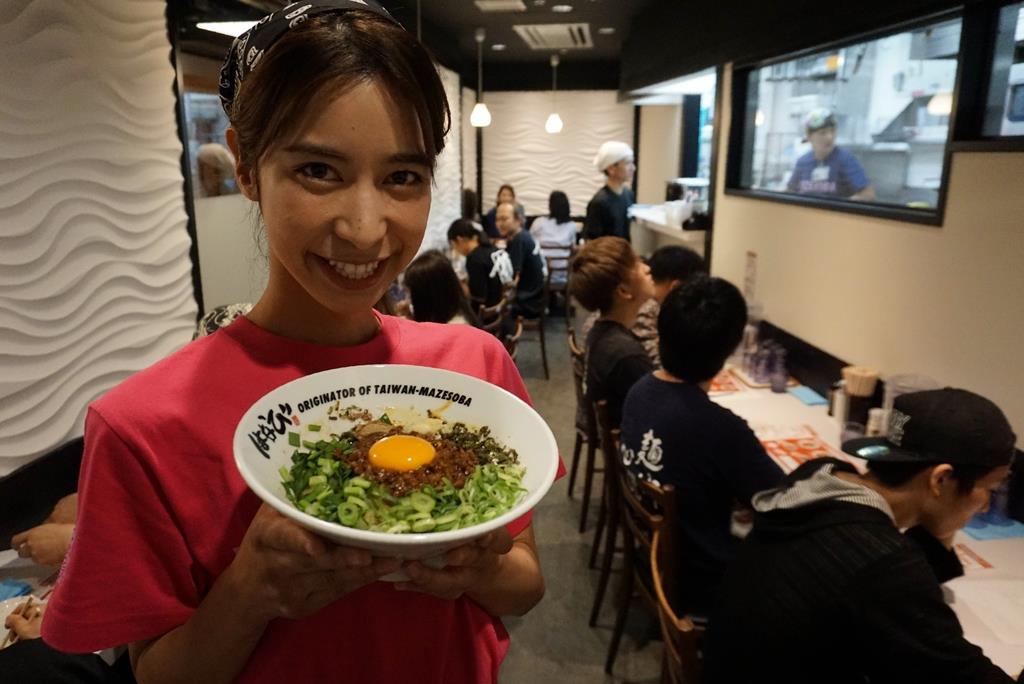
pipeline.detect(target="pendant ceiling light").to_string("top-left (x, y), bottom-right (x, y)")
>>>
top-left (470, 28), bottom-right (492, 127)
top-left (545, 54), bottom-right (563, 134)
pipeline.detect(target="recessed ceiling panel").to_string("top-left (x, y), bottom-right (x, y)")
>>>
top-left (513, 22), bottom-right (593, 50)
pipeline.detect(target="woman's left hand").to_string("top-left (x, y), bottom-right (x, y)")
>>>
top-left (396, 528), bottom-right (513, 601)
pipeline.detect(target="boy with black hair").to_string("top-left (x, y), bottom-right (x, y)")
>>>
top-left (632, 246), bottom-right (706, 366)
top-left (704, 388), bottom-right (1017, 683)
top-left (618, 275), bottom-right (786, 616)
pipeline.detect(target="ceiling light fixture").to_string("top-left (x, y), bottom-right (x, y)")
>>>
top-left (597, 27), bottom-right (615, 35)
top-left (545, 54), bottom-right (563, 134)
top-left (552, 4), bottom-right (573, 13)
top-left (470, 28), bottom-right (492, 127)
top-left (196, 21), bottom-right (257, 38)
top-left (491, 43), bottom-right (507, 51)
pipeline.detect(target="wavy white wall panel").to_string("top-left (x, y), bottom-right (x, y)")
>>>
top-left (481, 90), bottom-right (633, 217)
top-left (0, 0), bottom-right (198, 476)
top-left (420, 65), bottom-right (463, 253)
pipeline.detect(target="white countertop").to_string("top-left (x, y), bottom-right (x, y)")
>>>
top-left (629, 205), bottom-right (705, 244)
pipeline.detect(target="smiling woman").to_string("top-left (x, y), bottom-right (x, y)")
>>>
top-left (39, 3), bottom-right (556, 684)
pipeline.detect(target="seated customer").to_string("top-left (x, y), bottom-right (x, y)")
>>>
top-left (496, 202), bottom-right (546, 322)
top-left (529, 190), bottom-right (577, 285)
top-left (482, 184), bottom-right (525, 239)
top-left (705, 388), bottom-right (1017, 684)
top-left (402, 250), bottom-right (479, 326)
top-left (630, 245), bottom-right (706, 367)
top-left (619, 276), bottom-right (785, 616)
top-left (581, 245), bottom-right (706, 367)
top-left (4, 493), bottom-right (136, 683)
top-left (568, 236), bottom-right (654, 428)
top-left (447, 218), bottom-right (512, 309)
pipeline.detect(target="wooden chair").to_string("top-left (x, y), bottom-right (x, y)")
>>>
top-left (589, 399), bottom-right (622, 630)
top-left (477, 296), bottom-right (507, 339)
top-left (566, 328), bottom-right (602, 533)
top-left (589, 399), bottom-right (680, 674)
top-left (504, 316), bottom-right (524, 360)
top-left (515, 281), bottom-right (549, 378)
top-left (605, 451), bottom-right (679, 674)
top-left (540, 243), bottom-right (574, 329)
top-left (652, 531), bottom-right (704, 683)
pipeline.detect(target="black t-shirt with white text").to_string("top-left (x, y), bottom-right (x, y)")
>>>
top-left (619, 375), bottom-right (786, 615)
top-left (465, 244), bottom-right (508, 308)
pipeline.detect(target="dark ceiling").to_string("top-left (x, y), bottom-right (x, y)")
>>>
top-left (175, 0), bottom-right (660, 90)
top-left (407, 0), bottom-right (658, 64)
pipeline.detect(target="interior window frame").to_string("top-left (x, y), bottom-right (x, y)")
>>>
top-left (724, 8), bottom-right (967, 227)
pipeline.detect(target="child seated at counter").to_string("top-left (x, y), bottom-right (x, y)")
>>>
top-left (618, 275), bottom-right (785, 616)
top-left (580, 245), bottom-right (705, 368)
top-left (568, 237), bottom-right (655, 429)
top-left (704, 388), bottom-right (1017, 683)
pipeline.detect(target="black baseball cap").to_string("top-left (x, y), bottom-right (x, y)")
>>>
top-left (842, 388), bottom-right (1018, 468)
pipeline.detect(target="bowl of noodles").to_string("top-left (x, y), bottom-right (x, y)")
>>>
top-left (233, 364), bottom-right (559, 560)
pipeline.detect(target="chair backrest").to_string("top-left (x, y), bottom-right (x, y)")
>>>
top-left (504, 316), bottom-right (524, 359)
top-left (595, 399), bottom-right (678, 612)
top-left (652, 530), bottom-right (704, 684)
top-left (568, 328), bottom-right (591, 433)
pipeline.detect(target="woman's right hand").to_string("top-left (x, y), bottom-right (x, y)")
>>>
top-left (225, 503), bottom-right (402, 623)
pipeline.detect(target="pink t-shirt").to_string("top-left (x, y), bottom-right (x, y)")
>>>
top-left (43, 315), bottom-right (558, 683)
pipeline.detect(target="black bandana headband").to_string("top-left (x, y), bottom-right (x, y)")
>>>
top-left (219, 0), bottom-right (400, 117)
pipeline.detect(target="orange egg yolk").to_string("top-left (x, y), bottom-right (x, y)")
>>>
top-left (368, 435), bottom-right (436, 472)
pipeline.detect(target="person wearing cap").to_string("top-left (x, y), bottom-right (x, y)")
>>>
top-left (785, 108), bottom-right (875, 201)
top-left (704, 388), bottom-right (1016, 683)
top-left (584, 141), bottom-right (636, 242)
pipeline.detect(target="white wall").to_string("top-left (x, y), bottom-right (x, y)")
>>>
top-left (480, 90), bottom-right (634, 217)
top-left (0, 0), bottom-right (198, 475)
top-left (637, 104), bottom-right (682, 204)
top-left (195, 195), bottom-right (267, 311)
top-left (712, 65), bottom-right (1024, 443)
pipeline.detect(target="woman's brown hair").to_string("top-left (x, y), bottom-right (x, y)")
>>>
top-left (568, 237), bottom-right (638, 314)
top-left (403, 250), bottom-right (479, 326)
top-left (229, 11), bottom-right (450, 176)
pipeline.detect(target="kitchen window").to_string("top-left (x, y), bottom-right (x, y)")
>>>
top-left (726, 14), bottom-right (963, 224)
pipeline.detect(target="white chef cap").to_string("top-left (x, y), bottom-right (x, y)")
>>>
top-left (593, 141), bottom-right (634, 172)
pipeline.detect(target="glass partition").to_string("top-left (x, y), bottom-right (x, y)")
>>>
top-left (734, 16), bottom-right (962, 213)
top-left (982, 3), bottom-right (1024, 137)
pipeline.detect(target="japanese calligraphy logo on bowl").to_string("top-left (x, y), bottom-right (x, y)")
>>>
top-left (233, 364), bottom-right (559, 559)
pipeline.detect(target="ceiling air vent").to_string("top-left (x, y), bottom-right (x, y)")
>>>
top-left (513, 23), bottom-right (593, 50)
top-left (473, 0), bottom-right (527, 11)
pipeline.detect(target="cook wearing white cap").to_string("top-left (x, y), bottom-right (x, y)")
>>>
top-left (584, 141), bottom-right (636, 241)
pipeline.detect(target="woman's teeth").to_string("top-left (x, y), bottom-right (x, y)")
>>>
top-left (327, 259), bottom-right (382, 279)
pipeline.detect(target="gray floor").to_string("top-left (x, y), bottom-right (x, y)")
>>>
top-left (499, 313), bottom-right (663, 684)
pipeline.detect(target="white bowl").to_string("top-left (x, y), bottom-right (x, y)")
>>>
top-left (233, 364), bottom-right (559, 561)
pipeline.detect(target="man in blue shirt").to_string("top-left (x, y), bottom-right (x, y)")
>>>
top-left (786, 108), bottom-right (875, 200)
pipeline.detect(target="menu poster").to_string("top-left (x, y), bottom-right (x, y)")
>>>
top-left (754, 424), bottom-right (841, 473)
top-left (709, 369), bottom-right (745, 396)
